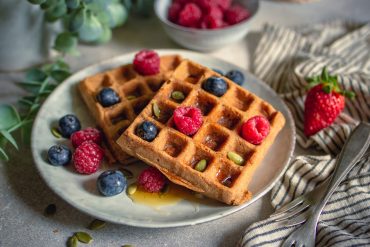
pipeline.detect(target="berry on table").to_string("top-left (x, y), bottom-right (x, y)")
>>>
top-left (226, 70), bottom-right (244, 85)
top-left (137, 167), bottom-right (167, 193)
top-left (73, 141), bottom-right (104, 174)
top-left (71, 127), bottom-right (102, 148)
top-left (202, 76), bottom-right (228, 97)
top-left (304, 67), bottom-right (354, 136)
top-left (133, 50), bottom-right (160, 76)
top-left (96, 88), bottom-right (120, 107)
top-left (136, 121), bottom-right (158, 142)
top-left (59, 114), bottom-right (81, 138)
top-left (241, 116), bottom-right (270, 145)
top-left (173, 106), bottom-right (203, 136)
top-left (47, 145), bottom-right (71, 166)
top-left (97, 170), bottom-right (127, 196)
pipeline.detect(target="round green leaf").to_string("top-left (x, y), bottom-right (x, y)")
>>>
top-left (0, 105), bottom-right (20, 130)
top-left (54, 32), bottom-right (78, 54)
top-left (28, 0), bottom-right (46, 4)
top-left (66, 0), bottom-right (80, 9)
top-left (69, 7), bottom-right (86, 32)
top-left (106, 3), bottom-right (128, 28)
top-left (40, 0), bottom-right (58, 10)
top-left (45, 2), bottom-right (67, 22)
top-left (93, 25), bottom-right (112, 44)
top-left (78, 11), bottom-right (103, 42)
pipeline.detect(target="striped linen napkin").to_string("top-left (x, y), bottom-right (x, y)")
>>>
top-left (239, 21), bottom-right (370, 246)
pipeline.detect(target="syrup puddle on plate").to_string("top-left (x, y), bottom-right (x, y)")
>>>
top-left (128, 182), bottom-right (217, 211)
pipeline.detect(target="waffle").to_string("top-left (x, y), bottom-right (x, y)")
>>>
top-left (79, 55), bottom-right (183, 164)
top-left (117, 59), bottom-right (286, 205)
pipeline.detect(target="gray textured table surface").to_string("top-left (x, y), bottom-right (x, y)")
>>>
top-left (1, 1), bottom-right (370, 246)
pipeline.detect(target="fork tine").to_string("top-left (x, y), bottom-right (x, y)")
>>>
top-left (276, 211), bottom-right (308, 227)
top-left (270, 200), bottom-right (310, 222)
top-left (272, 195), bottom-right (305, 216)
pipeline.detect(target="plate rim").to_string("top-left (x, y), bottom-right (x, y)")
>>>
top-left (31, 49), bottom-right (296, 228)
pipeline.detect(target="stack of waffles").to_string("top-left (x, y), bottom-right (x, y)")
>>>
top-left (79, 53), bottom-right (285, 205)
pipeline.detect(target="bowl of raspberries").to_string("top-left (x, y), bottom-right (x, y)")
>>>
top-left (154, 0), bottom-right (259, 51)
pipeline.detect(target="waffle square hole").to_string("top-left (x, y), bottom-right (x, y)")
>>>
top-left (201, 125), bottom-right (228, 151)
top-left (151, 101), bottom-right (175, 124)
top-left (189, 92), bottom-right (217, 116)
top-left (115, 123), bottom-right (131, 139)
top-left (122, 82), bottom-right (147, 99)
top-left (109, 107), bottom-right (131, 125)
top-left (227, 142), bottom-right (255, 166)
top-left (163, 132), bottom-right (188, 158)
top-left (147, 79), bottom-right (166, 92)
top-left (216, 107), bottom-right (242, 130)
top-left (132, 98), bottom-right (151, 115)
top-left (169, 82), bottom-right (192, 103)
top-left (260, 103), bottom-right (275, 121)
top-left (189, 147), bottom-right (214, 171)
top-left (110, 66), bottom-right (136, 83)
top-left (173, 62), bottom-right (204, 84)
top-left (229, 88), bottom-right (254, 111)
top-left (216, 162), bottom-right (241, 188)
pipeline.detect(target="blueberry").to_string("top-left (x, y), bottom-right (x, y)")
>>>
top-left (97, 170), bottom-right (127, 196)
top-left (225, 70), bottom-right (244, 85)
top-left (58, 114), bottom-right (81, 138)
top-left (212, 68), bottom-right (224, 76)
top-left (136, 121), bottom-right (158, 142)
top-left (96, 170), bottom-right (127, 196)
top-left (202, 76), bottom-right (228, 97)
top-left (97, 88), bottom-right (120, 107)
top-left (47, 145), bottom-right (71, 166)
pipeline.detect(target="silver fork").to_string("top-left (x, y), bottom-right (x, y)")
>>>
top-left (276, 123), bottom-right (370, 247)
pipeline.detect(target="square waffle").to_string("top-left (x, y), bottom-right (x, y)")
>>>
top-left (117, 59), bottom-right (286, 205)
top-left (79, 55), bottom-right (183, 164)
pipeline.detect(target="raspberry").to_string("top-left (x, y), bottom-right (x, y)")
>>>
top-left (215, 0), bottom-right (231, 10)
top-left (133, 50), bottom-right (160, 76)
top-left (73, 141), bottom-right (104, 174)
top-left (70, 127), bottom-right (102, 148)
top-left (200, 14), bottom-right (223, 29)
top-left (168, 2), bottom-right (182, 23)
top-left (173, 106), bottom-right (203, 136)
top-left (224, 4), bottom-right (250, 25)
top-left (137, 167), bottom-right (167, 193)
top-left (178, 3), bottom-right (202, 28)
top-left (241, 116), bottom-right (270, 145)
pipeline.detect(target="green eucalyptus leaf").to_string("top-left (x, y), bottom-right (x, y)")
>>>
top-left (18, 99), bottom-right (34, 107)
top-left (0, 105), bottom-right (20, 130)
top-left (0, 147), bottom-right (9, 161)
top-left (66, 0), bottom-right (80, 9)
top-left (54, 32), bottom-right (78, 54)
top-left (17, 82), bottom-right (42, 94)
top-left (106, 3), bottom-right (128, 28)
top-left (55, 59), bottom-right (70, 71)
top-left (93, 25), bottom-right (112, 44)
top-left (78, 11), bottom-right (103, 42)
top-left (0, 130), bottom-right (18, 150)
top-left (26, 68), bottom-right (47, 82)
top-left (69, 7), bottom-right (86, 32)
top-left (45, 2), bottom-right (67, 22)
top-left (28, 0), bottom-right (47, 5)
top-left (51, 70), bottom-right (71, 83)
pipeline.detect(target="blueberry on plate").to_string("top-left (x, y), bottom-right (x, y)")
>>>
top-left (97, 170), bottom-right (127, 196)
top-left (97, 88), bottom-right (120, 107)
top-left (47, 145), bottom-right (71, 166)
top-left (58, 114), bottom-right (81, 138)
top-left (225, 70), bottom-right (244, 85)
top-left (212, 68), bottom-right (224, 76)
top-left (202, 76), bottom-right (228, 97)
top-left (136, 121), bottom-right (158, 142)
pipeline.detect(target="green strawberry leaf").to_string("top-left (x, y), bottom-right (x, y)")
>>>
top-left (322, 84), bottom-right (333, 94)
top-left (321, 66), bottom-right (329, 82)
top-left (344, 91), bottom-right (356, 99)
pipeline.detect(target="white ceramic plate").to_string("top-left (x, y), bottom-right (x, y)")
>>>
top-left (31, 49), bottom-right (295, 228)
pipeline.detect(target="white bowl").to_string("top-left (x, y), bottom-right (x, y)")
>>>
top-left (154, 0), bottom-right (259, 52)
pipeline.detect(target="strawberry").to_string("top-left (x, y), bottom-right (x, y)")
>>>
top-left (304, 67), bottom-right (354, 137)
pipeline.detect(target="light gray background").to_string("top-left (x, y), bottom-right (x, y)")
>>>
top-left (1, 0), bottom-right (370, 246)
